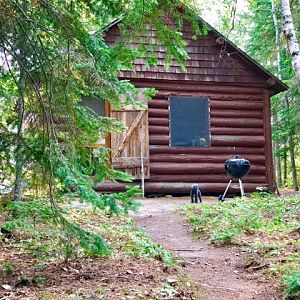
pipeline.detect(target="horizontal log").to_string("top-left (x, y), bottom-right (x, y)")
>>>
top-left (149, 121), bottom-right (264, 135)
top-left (149, 135), bottom-right (265, 147)
top-left (150, 154), bottom-right (265, 164)
top-left (149, 124), bottom-right (264, 136)
top-left (211, 127), bottom-right (264, 136)
top-left (112, 157), bottom-right (149, 169)
top-left (149, 146), bottom-right (265, 155)
top-left (148, 99), bottom-right (169, 109)
top-left (211, 135), bottom-right (265, 147)
top-left (94, 181), bottom-right (137, 193)
top-left (148, 99), bottom-right (264, 112)
top-left (149, 135), bottom-right (169, 145)
top-left (211, 118), bottom-right (263, 128)
top-left (155, 90), bottom-right (263, 101)
top-left (149, 174), bottom-right (266, 184)
top-left (94, 181), bottom-right (267, 194)
top-left (149, 126), bottom-right (169, 134)
top-left (150, 162), bottom-right (265, 175)
top-left (149, 117), bottom-right (169, 126)
top-left (210, 100), bottom-right (263, 111)
top-left (210, 110), bottom-right (262, 118)
top-left (148, 108), bottom-right (169, 118)
top-left (133, 81), bottom-right (264, 95)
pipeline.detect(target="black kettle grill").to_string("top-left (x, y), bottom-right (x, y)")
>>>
top-left (219, 155), bottom-right (250, 202)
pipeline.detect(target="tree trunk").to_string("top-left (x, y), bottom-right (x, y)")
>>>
top-left (13, 69), bottom-right (26, 201)
top-left (288, 135), bottom-right (298, 190)
top-left (284, 96), bottom-right (299, 191)
top-left (271, 0), bottom-right (281, 77)
top-left (283, 149), bottom-right (287, 186)
top-left (281, 0), bottom-right (300, 85)
top-left (13, 0), bottom-right (29, 201)
top-left (270, 0), bottom-right (282, 187)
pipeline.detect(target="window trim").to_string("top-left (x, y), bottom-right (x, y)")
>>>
top-left (168, 96), bottom-right (211, 148)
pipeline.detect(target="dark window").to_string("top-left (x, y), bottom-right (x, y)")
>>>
top-left (81, 96), bottom-right (105, 116)
top-left (169, 96), bottom-right (210, 147)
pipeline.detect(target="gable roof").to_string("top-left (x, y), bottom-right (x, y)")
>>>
top-left (104, 17), bottom-right (287, 95)
top-left (198, 17), bottom-right (287, 94)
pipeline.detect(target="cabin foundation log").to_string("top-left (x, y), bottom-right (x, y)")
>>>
top-left (94, 181), bottom-right (266, 194)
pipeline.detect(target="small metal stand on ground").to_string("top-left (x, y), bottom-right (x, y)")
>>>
top-left (219, 178), bottom-right (245, 202)
top-left (218, 156), bottom-right (250, 202)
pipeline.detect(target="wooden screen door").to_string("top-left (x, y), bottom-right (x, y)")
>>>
top-left (110, 106), bottom-right (150, 180)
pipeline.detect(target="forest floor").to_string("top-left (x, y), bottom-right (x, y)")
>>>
top-left (0, 200), bottom-right (203, 300)
top-left (0, 191), bottom-right (298, 299)
top-left (134, 196), bottom-right (284, 300)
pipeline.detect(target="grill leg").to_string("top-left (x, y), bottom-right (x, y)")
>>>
top-left (239, 179), bottom-right (245, 196)
top-left (220, 179), bottom-right (232, 202)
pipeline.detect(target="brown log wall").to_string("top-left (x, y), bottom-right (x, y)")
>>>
top-left (95, 80), bottom-right (270, 194)
top-left (141, 80), bottom-right (267, 194)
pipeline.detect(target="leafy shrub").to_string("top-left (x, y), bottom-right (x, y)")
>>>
top-left (210, 228), bottom-right (239, 244)
top-left (181, 194), bottom-right (300, 299)
top-left (181, 195), bottom-right (300, 244)
top-left (121, 227), bottom-right (176, 266)
top-left (1, 200), bottom-right (110, 260)
top-left (1, 261), bottom-right (14, 277)
top-left (283, 270), bottom-right (300, 299)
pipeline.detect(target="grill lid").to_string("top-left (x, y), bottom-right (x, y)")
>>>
top-left (225, 155), bottom-right (250, 179)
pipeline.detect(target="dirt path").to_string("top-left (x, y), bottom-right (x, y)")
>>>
top-left (133, 197), bottom-right (281, 300)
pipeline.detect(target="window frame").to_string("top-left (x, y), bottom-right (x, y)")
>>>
top-left (168, 96), bottom-right (211, 148)
top-left (80, 97), bottom-right (111, 148)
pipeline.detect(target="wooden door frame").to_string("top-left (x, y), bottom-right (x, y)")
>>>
top-left (105, 101), bottom-right (111, 150)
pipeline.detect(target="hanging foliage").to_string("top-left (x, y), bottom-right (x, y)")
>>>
top-left (0, 0), bottom-right (201, 255)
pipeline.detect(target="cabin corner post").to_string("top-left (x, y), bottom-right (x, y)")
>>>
top-left (263, 90), bottom-right (275, 192)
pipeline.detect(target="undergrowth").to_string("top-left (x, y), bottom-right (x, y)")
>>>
top-left (67, 206), bottom-right (177, 266)
top-left (181, 193), bottom-right (300, 298)
top-left (0, 198), bottom-right (188, 299)
top-left (0, 185), bottom-right (141, 260)
top-left (0, 198), bottom-right (176, 275)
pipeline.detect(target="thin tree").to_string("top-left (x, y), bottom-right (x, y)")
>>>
top-left (13, 0), bottom-right (29, 201)
top-left (281, 0), bottom-right (300, 86)
top-left (270, 0), bottom-right (282, 187)
top-left (284, 95), bottom-right (299, 190)
top-left (281, 0), bottom-right (299, 190)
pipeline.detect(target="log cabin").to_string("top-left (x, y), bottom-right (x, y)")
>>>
top-left (91, 17), bottom-right (287, 195)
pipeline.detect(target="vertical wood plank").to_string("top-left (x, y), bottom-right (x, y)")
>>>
top-left (110, 108), bottom-right (150, 179)
top-left (105, 101), bottom-right (111, 150)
